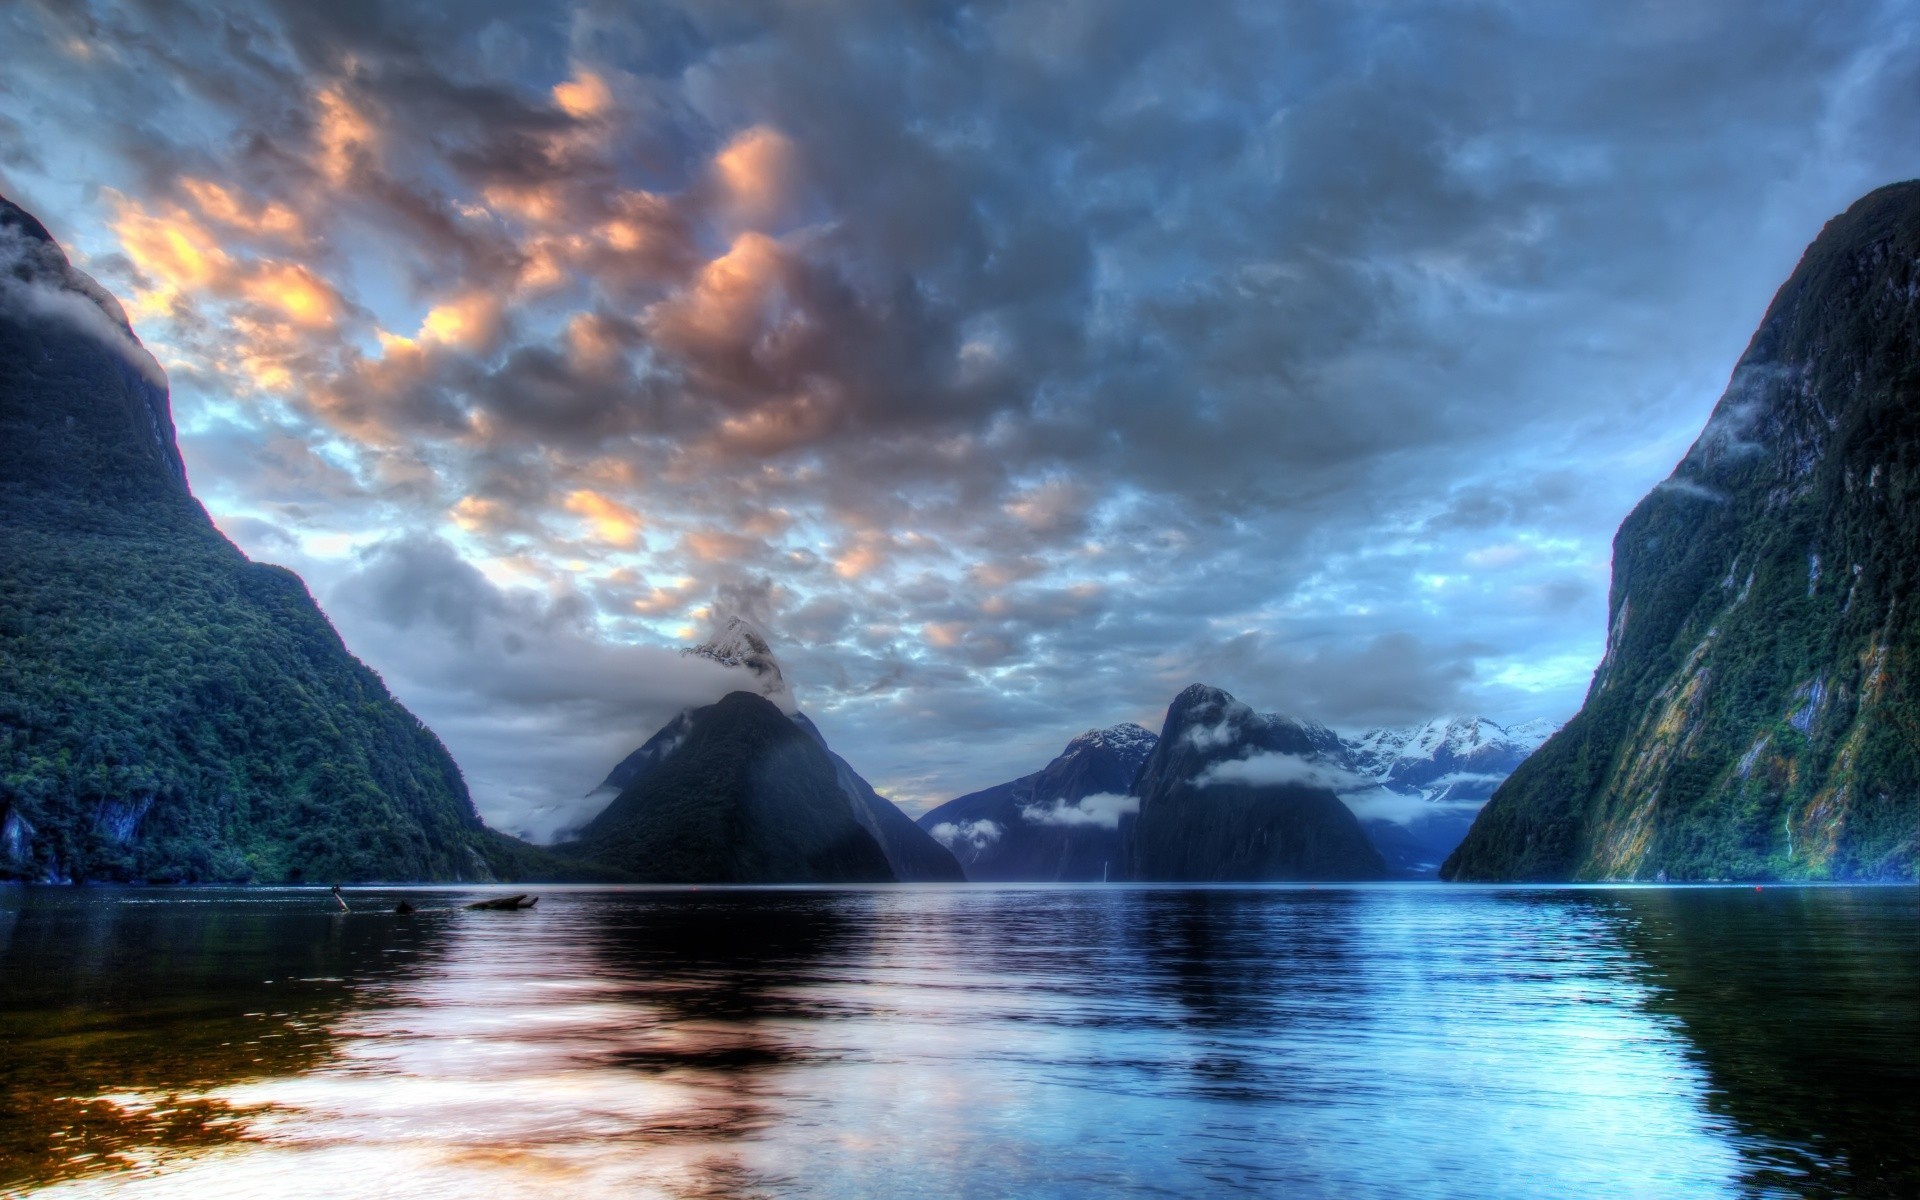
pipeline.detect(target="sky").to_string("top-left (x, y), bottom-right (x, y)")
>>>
top-left (1, 0), bottom-right (1916, 837)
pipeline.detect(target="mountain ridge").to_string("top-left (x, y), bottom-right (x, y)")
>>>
top-left (918, 722), bottom-right (1157, 881)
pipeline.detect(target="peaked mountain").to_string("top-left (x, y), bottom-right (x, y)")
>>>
top-left (0, 194), bottom-right (560, 884)
top-left (684, 614), bottom-right (794, 708)
top-left (1130, 685), bottom-right (1387, 881)
top-left (572, 625), bottom-right (963, 882)
top-left (558, 690), bottom-right (899, 883)
top-left (1447, 181), bottom-right (1920, 882)
top-left (917, 723), bottom-right (1157, 881)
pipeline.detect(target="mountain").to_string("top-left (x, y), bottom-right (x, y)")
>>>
top-left (917, 723), bottom-right (1157, 881)
top-left (1348, 717), bottom-right (1556, 803)
top-left (0, 193), bottom-right (569, 884)
top-left (1129, 685), bottom-right (1387, 881)
top-left (1344, 716), bottom-right (1556, 876)
top-left (917, 710), bottom-right (1553, 882)
top-left (559, 690), bottom-right (898, 883)
top-left (570, 619), bottom-right (962, 882)
top-left (1446, 181), bottom-right (1920, 882)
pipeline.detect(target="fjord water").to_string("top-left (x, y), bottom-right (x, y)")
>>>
top-left (1, 885), bottom-right (1914, 1199)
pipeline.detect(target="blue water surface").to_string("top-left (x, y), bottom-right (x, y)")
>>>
top-left (1, 883), bottom-right (1914, 1198)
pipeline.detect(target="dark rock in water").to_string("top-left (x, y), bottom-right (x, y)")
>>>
top-left (0, 192), bottom-right (575, 886)
top-left (395, 899), bottom-right (417, 914)
top-left (1129, 684), bottom-right (1387, 882)
top-left (1446, 181), bottom-right (1920, 883)
top-left (918, 724), bottom-right (1156, 881)
top-left (466, 894), bottom-right (536, 910)
top-left (560, 691), bottom-right (897, 883)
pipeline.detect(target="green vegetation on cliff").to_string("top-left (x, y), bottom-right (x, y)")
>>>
top-left (0, 194), bottom-right (580, 884)
top-left (1446, 181), bottom-right (1920, 882)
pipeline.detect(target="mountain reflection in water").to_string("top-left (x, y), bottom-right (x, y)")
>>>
top-left (1, 884), bottom-right (1914, 1198)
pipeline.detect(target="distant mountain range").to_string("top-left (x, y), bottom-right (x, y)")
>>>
top-left (919, 722), bottom-right (1157, 882)
top-left (921, 691), bottom-right (1554, 880)
top-left (1344, 716), bottom-right (1556, 875)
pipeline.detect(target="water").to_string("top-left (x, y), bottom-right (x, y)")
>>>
top-left (1, 884), bottom-right (1914, 1199)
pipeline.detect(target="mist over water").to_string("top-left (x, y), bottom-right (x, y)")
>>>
top-left (2, 884), bottom-right (1915, 1198)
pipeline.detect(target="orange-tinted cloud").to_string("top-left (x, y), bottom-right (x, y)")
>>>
top-left (564, 489), bottom-right (644, 547)
top-left (314, 85), bottom-right (376, 184)
top-left (553, 69), bottom-right (614, 119)
top-left (714, 126), bottom-right (800, 229)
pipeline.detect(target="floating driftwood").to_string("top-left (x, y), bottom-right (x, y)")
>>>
top-left (465, 894), bottom-right (538, 911)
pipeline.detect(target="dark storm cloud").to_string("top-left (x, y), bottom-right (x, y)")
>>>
top-left (2, 0), bottom-right (1915, 816)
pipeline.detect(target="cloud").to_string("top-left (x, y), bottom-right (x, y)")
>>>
top-left (928, 818), bottom-right (1003, 852)
top-left (3, 0), bottom-right (1916, 825)
top-left (1340, 788), bottom-right (1487, 829)
top-left (1019, 792), bottom-right (1138, 830)
top-left (323, 534), bottom-right (759, 839)
top-left (1195, 753), bottom-right (1360, 792)
top-left (0, 218), bottom-right (165, 385)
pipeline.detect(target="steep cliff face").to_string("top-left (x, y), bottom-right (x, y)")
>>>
top-left (1130, 685), bottom-right (1386, 882)
top-left (1447, 182), bottom-right (1920, 882)
top-left (561, 691), bottom-right (897, 883)
top-left (0, 194), bottom-right (551, 884)
top-left (918, 724), bottom-right (1156, 882)
top-left (792, 713), bottom-right (966, 882)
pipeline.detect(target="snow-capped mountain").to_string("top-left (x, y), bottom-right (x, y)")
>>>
top-left (1337, 716), bottom-right (1558, 876)
top-left (1345, 716), bottom-right (1556, 805)
top-left (920, 700), bottom-right (1557, 882)
top-left (684, 614), bottom-right (794, 710)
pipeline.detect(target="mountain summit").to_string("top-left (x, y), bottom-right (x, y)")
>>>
top-left (684, 614), bottom-right (794, 710)
top-left (0, 194), bottom-right (549, 883)
top-left (571, 624), bottom-right (962, 882)
top-left (1447, 181), bottom-right (1920, 882)
top-left (1130, 684), bottom-right (1387, 881)
top-left (561, 690), bottom-right (907, 883)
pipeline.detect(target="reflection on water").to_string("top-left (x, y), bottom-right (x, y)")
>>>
top-left (1, 883), bottom-right (1914, 1198)
top-left (1605, 888), bottom-right (1920, 1199)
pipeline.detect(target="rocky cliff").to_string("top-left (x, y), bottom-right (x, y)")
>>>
top-left (1446, 182), bottom-right (1920, 882)
top-left (0, 194), bottom-right (564, 884)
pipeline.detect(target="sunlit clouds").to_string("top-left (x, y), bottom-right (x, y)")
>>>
top-left (1, 0), bottom-right (1916, 827)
